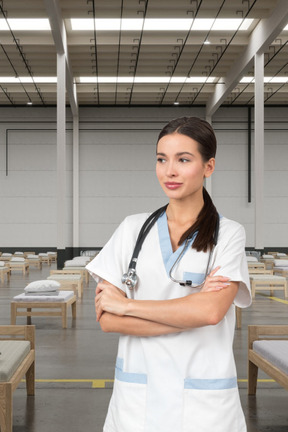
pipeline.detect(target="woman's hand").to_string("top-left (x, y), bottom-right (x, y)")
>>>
top-left (200, 266), bottom-right (230, 293)
top-left (95, 280), bottom-right (128, 321)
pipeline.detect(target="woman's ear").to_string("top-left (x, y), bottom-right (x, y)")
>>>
top-left (204, 158), bottom-right (215, 178)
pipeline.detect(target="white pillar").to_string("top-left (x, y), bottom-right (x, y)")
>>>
top-left (254, 52), bottom-right (264, 249)
top-left (73, 114), bottom-right (79, 248)
top-left (57, 52), bottom-right (66, 253)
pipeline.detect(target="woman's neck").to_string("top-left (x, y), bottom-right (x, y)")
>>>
top-left (166, 197), bottom-right (204, 226)
top-left (166, 197), bottom-right (204, 251)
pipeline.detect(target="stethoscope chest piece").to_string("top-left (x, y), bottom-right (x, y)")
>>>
top-left (121, 268), bottom-right (138, 290)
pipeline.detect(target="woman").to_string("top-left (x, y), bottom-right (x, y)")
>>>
top-left (87, 116), bottom-right (251, 432)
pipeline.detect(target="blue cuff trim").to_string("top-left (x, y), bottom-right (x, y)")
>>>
top-left (184, 377), bottom-right (237, 390)
top-left (115, 357), bottom-right (147, 385)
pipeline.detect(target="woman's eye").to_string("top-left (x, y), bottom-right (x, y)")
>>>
top-left (157, 158), bottom-right (166, 163)
top-left (179, 158), bottom-right (190, 163)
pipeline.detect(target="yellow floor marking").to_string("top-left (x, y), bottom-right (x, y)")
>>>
top-left (21, 378), bottom-right (114, 388)
top-left (267, 296), bottom-right (288, 305)
top-left (238, 379), bottom-right (275, 383)
top-left (21, 378), bottom-right (276, 387)
top-left (259, 293), bottom-right (288, 305)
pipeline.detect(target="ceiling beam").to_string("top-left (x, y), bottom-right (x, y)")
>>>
top-left (43, 0), bottom-right (78, 116)
top-left (206, 0), bottom-right (288, 117)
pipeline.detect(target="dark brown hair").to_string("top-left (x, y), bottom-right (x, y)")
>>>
top-left (157, 116), bottom-right (218, 252)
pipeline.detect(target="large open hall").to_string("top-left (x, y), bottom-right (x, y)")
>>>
top-left (1, 1), bottom-right (288, 431)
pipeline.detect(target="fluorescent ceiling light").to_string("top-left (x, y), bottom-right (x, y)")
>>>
top-left (0, 18), bottom-right (50, 31)
top-left (144, 19), bottom-right (192, 31)
top-left (265, 76), bottom-right (288, 83)
top-left (71, 18), bottom-right (143, 31)
top-left (240, 77), bottom-right (254, 83)
top-left (240, 76), bottom-right (288, 84)
top-left (190, 19), bottom-right (214, 31)
top-left (79, 76), bottom-right (216, 84)
top-left (211, 18), bottom-right (253, 31)
top-left (71, 18), bottom-right (253, 32)
top-left (0, 77), bottom-right (57, 83)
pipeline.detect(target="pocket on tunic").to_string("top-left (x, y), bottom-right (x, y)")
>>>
top-left (104, 358), bottom-right (147, 432)
top-left (182, 378), bottom-right (246, 432)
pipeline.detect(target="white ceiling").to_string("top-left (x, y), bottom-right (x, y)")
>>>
top-left (1, 0), bottom-right (288, 108)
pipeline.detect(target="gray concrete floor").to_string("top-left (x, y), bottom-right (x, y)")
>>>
top-left (0, 263), bottom-right (288, 431)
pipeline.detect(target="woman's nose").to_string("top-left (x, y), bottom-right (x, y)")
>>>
top-left (166, 161), bottom-right (177, 177)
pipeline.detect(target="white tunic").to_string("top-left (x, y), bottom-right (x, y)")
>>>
top-left (86, 212), bottom-right (251, 432)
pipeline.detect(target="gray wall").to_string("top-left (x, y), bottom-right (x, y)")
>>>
top-left (0, 106), bottom-right (287, 249)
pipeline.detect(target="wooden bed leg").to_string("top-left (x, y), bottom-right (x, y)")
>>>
top-left (0, 383), bottom-right (13, 432)
top-left (26, 363), bottom-right (35, 396)
top-left (248, 360), bottom-right (258, 395)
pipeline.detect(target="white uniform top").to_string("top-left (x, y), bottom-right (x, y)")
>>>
top-left (87, 212), bottom-right (251, 432)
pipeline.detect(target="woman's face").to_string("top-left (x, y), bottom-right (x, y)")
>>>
top-left (156, 132), bottom-right (215, 202)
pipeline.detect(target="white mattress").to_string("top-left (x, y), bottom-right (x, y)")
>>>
top-left (13, 291), bottom-right (74, 302)
top-left (47, 275), bottom-right (81, 281)
top-left (250, 275), bottom-right (285, 281)
top-left (63, 266), bottom-right (86, 270)
top-left (253, 340), bottom-right (288, 375)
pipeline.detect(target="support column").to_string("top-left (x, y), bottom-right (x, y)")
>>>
top-left (57, 52), bottom-right (66, 268)
top-left (254, 52), bottom-right (265, 249)
top-left (73, 114), bottom-right (80, 255)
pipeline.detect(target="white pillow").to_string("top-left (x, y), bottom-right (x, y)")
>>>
top-left (262, 254), bottom-right (274, 259)
top-left (0, 261), bottom-right (5, 267)
top-left (274, 259), bottom-right (288, 267)
top-left (27, 254), bottom-right (39, 259)
top-left (276, 253), bottom-right (287, 257)
top-left (65, 259), bottom-right (85, 267)
top-left (11, 257), bottom-right (25, 262)
top-left (25, 280), bottom-right (60, 292)
top-left (64, 260), bottom-right (79, 267)
top-left (47, 252), bottom-right (56, 255)
top-left (39, 253), bottom-right (48, 257)
top-left (14, 251), bottom-right (24, 255)
top-left (2, 253), bottom-right (12, 257)
top-left (73, 257), bottom-right (90, 263)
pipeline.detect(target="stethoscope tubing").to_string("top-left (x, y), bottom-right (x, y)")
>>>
top-left (123, 206), bottom-right (219, 289)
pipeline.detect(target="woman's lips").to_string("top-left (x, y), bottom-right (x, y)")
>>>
top-left (164, 182), bottom-right (182, 190)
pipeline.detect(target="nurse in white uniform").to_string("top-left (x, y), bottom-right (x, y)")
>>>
top-left (87, 116), bottom-right (251, 432)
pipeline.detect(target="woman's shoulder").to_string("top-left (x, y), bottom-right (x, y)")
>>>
top-left (118, 212), bottom-right (152, 235)
top-left (219, 215), bottom-right (245, 237)
top-left (122, 212), bottom-right (151, 227)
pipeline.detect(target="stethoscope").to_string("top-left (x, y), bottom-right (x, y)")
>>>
top-left (121, 205), bottom-right (220, 290)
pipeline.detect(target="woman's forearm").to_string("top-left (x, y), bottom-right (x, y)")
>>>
top-left (99, 312), bottom-right (185, 336)
top-left (125, 283), bottom-right (239, 328)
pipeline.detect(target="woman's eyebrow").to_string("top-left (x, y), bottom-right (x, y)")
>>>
top-left (176, 152), bottom-right (194, 156)
top-left (156, 151), bottom-right (194, 156)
